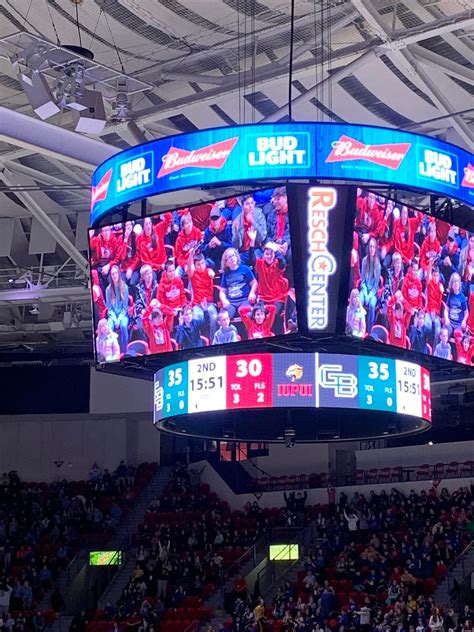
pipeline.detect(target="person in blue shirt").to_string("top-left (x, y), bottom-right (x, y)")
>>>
top-left (219, 248), bottom-right (257, 319)
top-left (444, 272), bottom-right (468, 335)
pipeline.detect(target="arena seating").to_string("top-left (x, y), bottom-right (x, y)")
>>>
top-left (0, 462), bottom-right (157, 630)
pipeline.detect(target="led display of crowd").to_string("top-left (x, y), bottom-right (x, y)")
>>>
top-left (347, 188), bottom-right (474, 365)
top-left (89, 187), bottom-right (297, 363)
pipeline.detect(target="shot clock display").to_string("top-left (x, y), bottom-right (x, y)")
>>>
top-left (154, 352), bottom-right (431, 423)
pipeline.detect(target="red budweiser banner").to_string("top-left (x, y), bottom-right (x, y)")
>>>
top-left (326, 135), bottom-right (411, 170)
top-left (90, 168), bottom-right (113, 210)
top-left (158, 137), bottom-right (239, 178)
top-left (462, 163), bottom-right (474, 188)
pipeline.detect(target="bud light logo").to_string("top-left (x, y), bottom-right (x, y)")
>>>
top-left (247, 133), bottom-right (310, 168)
top-left (117, 152), bottom-right (154, 195)
top-left (417, 147), bottom-right (458, 187)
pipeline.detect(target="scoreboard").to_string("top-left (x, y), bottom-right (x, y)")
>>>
top-left (154, 352), bottom-right (431, 423)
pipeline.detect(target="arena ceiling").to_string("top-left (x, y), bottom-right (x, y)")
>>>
top-left (0, 0), bottom-right (472, 363)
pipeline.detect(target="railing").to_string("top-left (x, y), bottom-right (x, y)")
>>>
top-left (183, 621), bottom-right (200, 632)
top-left (445, 541), bottom-right (473, 609)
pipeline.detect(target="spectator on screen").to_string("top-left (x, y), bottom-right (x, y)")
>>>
top-left (439, 229), bottom-right (460, 282)
top-left (454, 330), bottom-right (473, 365)
top-left (201, 206), bottom-right (232, 270)
top-left (459, 232), bottom-right (474, 292)
top-left (444, 272), bottom-right (468, 336)
top-left (90, 225), bottom-right (119, 290)
top-left (118, 221), bottom-right (140, 288)
top-left (186, 250), bottom-right (218, 339)
top-left (91, 269), bottom-right (107, 322)
top-left (175, 305), bottom-right (205, 349)
top-left (240, 302), bottom-right (276, 339)
top-left (249, 241), bottom-right (288, 335)
top-left (137, 215), bottom-right (172, 276)
top-left (393, 206), bottom-right (421, 266)
top-left (387, 294), bottom-right (408, 349)
top-left (346, 288), bottom-right (366, 338)
top-left (420, 221), bottom-right (441, 275)
top-left (266, 187), bottom-right (291, 261)
top-left (359, 237), bottom-right (381, 333)
top-left (409, 309), bottom-right (431, 355)
top-left (434, 327), bottom-right (453, 360)
top-left (212, 308), bottom-right (238, 345)
top-left (96, 319), bottom-right (120, 363)
top-left (174, 212), bottom-right (202, 276)
top-left (134, 265), bottom-right (159, 330)
top-left (401, 260), bottom-right (424, 326)
top-left (425, 264), bottom-right (444, 346)
top-left (219, 248), bottom-right (257, 320)
top-left (142, 300), bottom-right (173, 354)
top-left (105, 264), bottom-right (129, 353)
top-left (232, 194), bottom-right (267, 264)
top-left (157, 260), bottom-right (187, 330)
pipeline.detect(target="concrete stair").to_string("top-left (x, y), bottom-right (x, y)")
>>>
top-left (433, 543), bottom-right (474, 608)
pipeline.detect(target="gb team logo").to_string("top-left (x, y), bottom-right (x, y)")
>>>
top-left (319, 364), bottom-right (358, 399)
top-left (248, 133), bottom-right (310, 167)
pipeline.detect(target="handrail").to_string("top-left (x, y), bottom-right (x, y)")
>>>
top-left (183, 620), bottom-right (200, 632)
top-left (447, 540), bottom-right (473, 574)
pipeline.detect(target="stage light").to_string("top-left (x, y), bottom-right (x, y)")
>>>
top-left (71, 89), bottom-right (107, 134)
top-left (18, 70), bottom-right (60, 120)
top-left (284, 428), bottom-right (296, 448)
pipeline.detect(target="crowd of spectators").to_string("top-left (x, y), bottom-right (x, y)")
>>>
top-left (90, 187), bottom-right (297, 362)
top-left (0, 462), bottom-right (155, 632)
top-left (256, 485), bottom-right (474, 632)
top-left (347, 188), bottom-right (474, 364)
top-left (85, 463), bottom-right (296, 632)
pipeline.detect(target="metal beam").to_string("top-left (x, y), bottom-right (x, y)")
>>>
top-left (351, 0), bottom-right (473, 148)
top-left (0, 107), bottom-right (118, 170)
top-left (0, 284), bottom-right (88, 306)
top-left (0, 170), bottom-right (89, 274)
top-left (261, 49), bottom-right (378, 122)
top-left (387, 12), bottom-right (474, 49)
top-left (409, 43), bottom-right (474, 85)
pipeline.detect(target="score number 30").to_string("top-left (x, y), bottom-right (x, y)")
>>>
top-left (233, 358), bottom-right (264, 405)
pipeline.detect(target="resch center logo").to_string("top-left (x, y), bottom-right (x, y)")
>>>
top-left (248, 133), bottom-right (310, 167)
top-left (417, 146), bottom-right (458, 187)
top-left (306, 187), bottom-right (338, 331)
top-left (116, 152), bottom-right (154, 195)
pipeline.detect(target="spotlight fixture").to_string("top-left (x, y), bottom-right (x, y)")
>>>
top-left (29, 303), bottom-right (39, 315)
top-left (18, 70), bottom-right (60, 120)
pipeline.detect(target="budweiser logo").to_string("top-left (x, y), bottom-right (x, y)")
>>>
top-left (91, 169), bottom-right (112, 210)
top-left (462, 163), bottom-right (474, 188)
top-left (326, 135), bottom-right (411, 170)
top-left (158, 137), bottom-right (239, 178)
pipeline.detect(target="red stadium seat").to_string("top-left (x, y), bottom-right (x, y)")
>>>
top-left (446, 461), bottom-right (459, 478)
top-left (416, 463), bottom-right (431, 480)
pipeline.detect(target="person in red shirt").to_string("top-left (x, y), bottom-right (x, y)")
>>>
top-left (137, 214), bottom-right (172, 275)
top-left (387, 293), bottom-right (407, 349)
top-left (425, 264), bottom-right (444, 345)
top-left (378, 198), bottom-right (396, 263)
top-left (142, 300), bottom-right (173, 355)
top-left (91, 269), bottom-right (107, 322)
top-left (174, 212), bottom-right (203, 274)
top-left (401, 260), bottom-right (424, 326)
top-left (355, 190), bottom-right (384, 250)
top-left (454, 330), bottom-right (473, 366)
top-left (186, 250), bottom-right (218, 339)
top-left (240, 302), bottom-right (276, 339)
top-left (249, 239), bottom-right (289, 335)
top-left (158, 260), bottom-right (187, 330)
top-left (118, 220), bottom-right (140, 287)
top-left (467, 290), bottom-right (474, 336)
top-left (393, 206), bottom-right (422, 266)
top-left (90, 225), bottom-right (119, 290)
top-left (419, 221), bottom-right (441, 274)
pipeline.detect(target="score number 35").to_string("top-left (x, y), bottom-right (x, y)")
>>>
top-left (366, 361), bottom-right (389, 406)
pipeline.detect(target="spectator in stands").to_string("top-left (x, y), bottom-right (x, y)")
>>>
top-left (106, 264), bottom-right (130, 353)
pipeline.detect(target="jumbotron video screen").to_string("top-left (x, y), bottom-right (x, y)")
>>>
top-left (347, 187), bottom-right (474, 365)
top-left (89, 186), bottom-right (298, 363)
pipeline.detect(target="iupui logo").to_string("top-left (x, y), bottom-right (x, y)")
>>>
top-left (90, 168), bottom-right (112, 210)
top-left (326, 135), bottom-right (410, 170)
top-left (462, 163), bottom-right (474, 189)
top-left (157, 137), bottom-right (239, 178)
top-left (277, 365), bottom-right (313, 397)
top-left (306, 187), bottom-right (338, 331)
top-left (418, 148), bottom-right (457, 186)
top-left (248, 134), bottom-right (309, 167)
